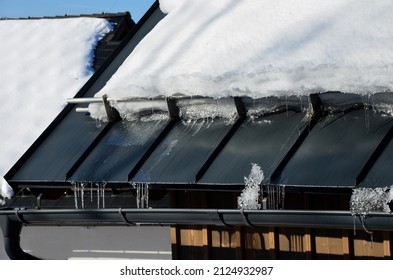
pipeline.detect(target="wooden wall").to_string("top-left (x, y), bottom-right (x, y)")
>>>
top-left (171, 225), bottom-right (392, 260)
top-left (169, 190), bottom-right (390, 259)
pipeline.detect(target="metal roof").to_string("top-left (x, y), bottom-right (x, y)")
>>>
top-left (2, 1), bottom-right (393, 260)
top-left (5, 92), bottom-right (393, 191)
top-left (274, 108), bottom-right (393, 187)
top-left (4, 1), bottom-right (393, 194)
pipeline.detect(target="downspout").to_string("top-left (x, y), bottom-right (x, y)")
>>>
top-left (0, 215), bottom-right (40, 260)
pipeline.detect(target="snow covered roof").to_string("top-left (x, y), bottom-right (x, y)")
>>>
top-left (5, 0), bottom-right (393, 193)
top-left (0, 16), bottom-right (116, 203)
top-left (94, 0), bottom-right (393, 103)
top-left (3, 2), bottom-right (393, 235)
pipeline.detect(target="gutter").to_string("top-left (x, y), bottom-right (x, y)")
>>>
top-left (1, 208), bottom-right (392, 259)
top-left (0, 208), bottom-right (391, 229)
top-left (0, 215), bottom-right (39, 260)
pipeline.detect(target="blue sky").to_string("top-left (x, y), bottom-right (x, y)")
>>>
top-left (0, 0), bottom-right (156, 22)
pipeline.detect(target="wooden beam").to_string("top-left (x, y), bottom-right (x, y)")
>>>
top-left (202, 226), bottom-right (211, 259)
top-left (304, 229), bottom-right (314, 259)
top-left (383, 231), bottom-right (391, 259)
top-left (268, 227), bottom-right (277, 259)
top-left (170, 226), bottom-right (180, 260)
top-left (342, 230), bottom-right (351, 259)
top-left (235, 227), bottom-right (244, 259)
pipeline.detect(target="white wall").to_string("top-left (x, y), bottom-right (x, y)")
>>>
top-left (0, 226), bottom-right (171, 260)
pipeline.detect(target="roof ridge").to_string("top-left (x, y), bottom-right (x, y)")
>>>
top-left (0, 11), bottom-right (131, 21)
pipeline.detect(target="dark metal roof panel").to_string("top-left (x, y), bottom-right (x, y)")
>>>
top-left (70, 119), bottom-right (169, 182)
top-left (362, 135), bottom-right (393, 187)
top-left (132, 119), bottom-right (233, 183)
top-left (199, 111), bottom-right (306, 184)
top-left (11, 112), bottom-right (104, 182)
top-left (274, 110), bottom-right (393, 186)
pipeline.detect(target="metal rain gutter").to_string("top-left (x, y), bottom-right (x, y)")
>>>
top-left (0, 208), bottom-right (392, 230)
top-left (0, 215), bottom-right (40, 260)
top-left (2, 208), bottom-right (392, 259)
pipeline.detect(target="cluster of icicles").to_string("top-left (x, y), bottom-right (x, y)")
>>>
top-left (237, 163), bottom-right (393, 243)
top-left (72, 182), bottom-right (106, 209)
top-left (71, 182), bottom-right (149, 209)
top-left (238, 164), bottom-right (393, 215)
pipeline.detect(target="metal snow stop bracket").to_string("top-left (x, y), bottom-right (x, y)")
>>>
top-left (66, 94), bottom-right (185, 121)
top-left (67, 94), bottom-right (120, 122)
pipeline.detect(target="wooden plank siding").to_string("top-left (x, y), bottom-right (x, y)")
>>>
top-left (169, 190), bottom-right (390, 259)
top-left (171, 225), bottom-right (393, 259)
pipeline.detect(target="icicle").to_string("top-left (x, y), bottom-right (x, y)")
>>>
top-left (142, 183), bottom-right (146, 208)
top-left (145, 183), bottom-right (149, 208)
top-left (305, 95), bottom-right (314, 134)
top-left (260, 185), bottom-right (264, 208)
top-left (96, 118), bottom-right (102, 128)
top-left (268, 186), bottom-right (271, 209)
top-left (306, 95), bottom-right (313, 118)
top-left (73, 182), bottom-right (78, 209)
top-left (191, 119), bottom-right (205, 136)
top-left (266, 186), bottom-right (269, 209)
top-left (102, 182), bottom-right (106, 209)
top-left (96, 182), bottom-right (100, 209)
top-left (269, 186), bottom-right (272, 209)
top-left (285, 96), bottom-right (289, 117)
top-left (141, 183), bottom-right (144, 208)
top-left (136, 183), bottom-right (140, 208)
top-left (364, 104), bottom-right (370, 132)
top-left (142, 183), bottom-right (145, 209)
top-left (90, 182), bottom-right (93, 202)
top-left (363, 94), bottom-right (372, 133)
top-left (132, 182), bottom-right (149, 209)
top-left (274, 187), bottom-right (281, 209)
top-left (145, 184), bottom-right (149, 208)
top-left (353, 216), bottom-right (357, 236)
top-left (266, 185), bottom-right (283, 210)
top-left (360, 216), bottom-right (374, 243)
top-left (93, 182), bottom-right (106, 209)
top-left (81, 182), bottom-right (85, 209)
top-left (144, 185), bottom-right (147, 208)
top-left (299, 96), bottom-right (303, 112)
top-left (267, 186), bottom-right (270, 209)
